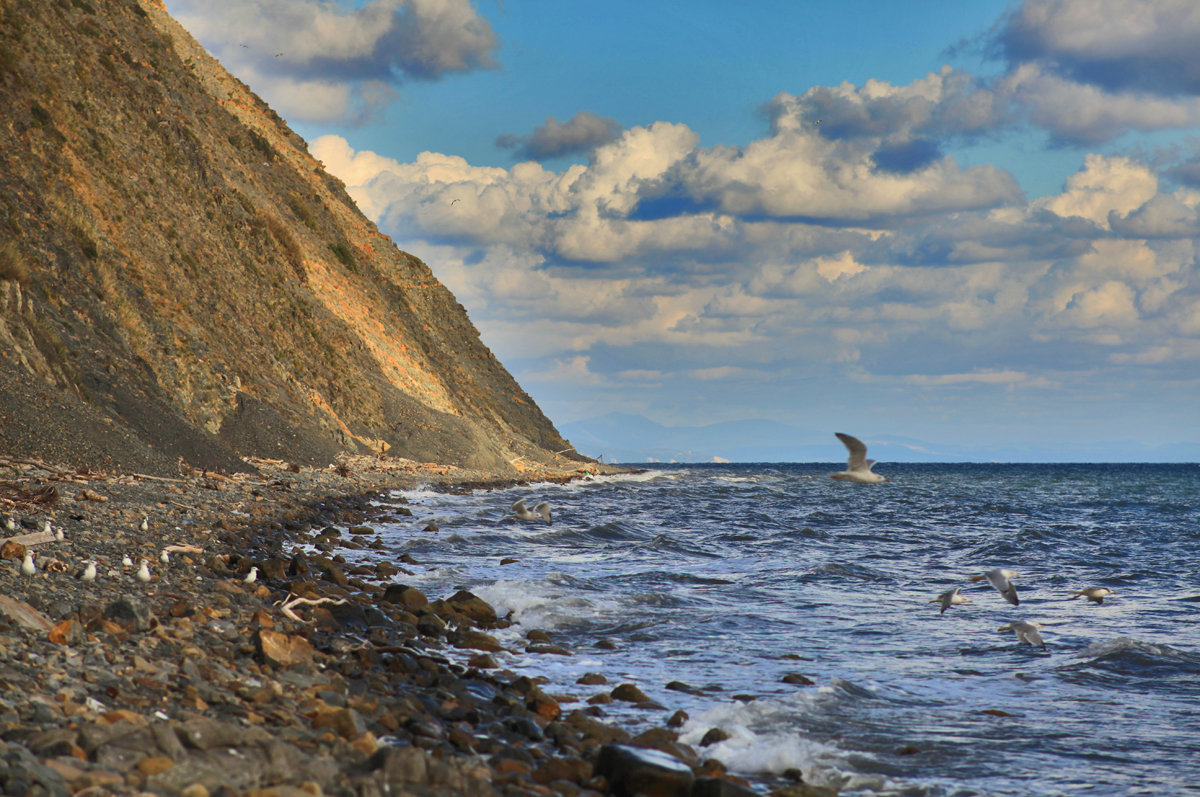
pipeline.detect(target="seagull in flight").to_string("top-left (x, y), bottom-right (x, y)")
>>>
top-left (1069, 586), bottom-right (1115, 604)
top-left (511, 499), bottom-right (552, 525)
top-left (830, 433), bottom-right (886, 483)
top-left (973, 568), bottom-right (1021, 606)
top-left (930, 586), bottom-right (972, 614)
top-left (998, 620), bottom-right (1045, 648)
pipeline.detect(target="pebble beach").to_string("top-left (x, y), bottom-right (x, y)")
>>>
top-left (0, 454), bottom-right (824, 797)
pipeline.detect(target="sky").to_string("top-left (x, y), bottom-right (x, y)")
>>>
top-left (163, 0), bottom-right (1200, 455)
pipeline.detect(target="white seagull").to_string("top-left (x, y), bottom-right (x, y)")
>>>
top-left (78, 561), bottom-right (97, 582)
top-left (1069, 586), bottom-right (1115, 604)
top-left (159, 549), bottom-right (170, 565)
top-left (831, 433), bottom-right (886, 483)
top-left (3, 516), bottom-right (16, 533)
top-left (998, 620), bottom-right (1046, 648)
top-left (244, 566), bottom-right (258, 585)
top-left (139, 516), bottom-right (149, 532)
top-left (136, 559), bottom-right (152, 583)
top-left (122, 555), bottom-right (134, 568)
top-left (930, 586), bottom-right (972, 614)
top-left (512, 499), bottom-right (552, 525)
top-left (972, 567), bottom-right (1021, 606)
top-left (21, 551), bottom-right (35, 576)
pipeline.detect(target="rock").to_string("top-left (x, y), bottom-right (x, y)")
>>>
top-left (666, 710), bottom-right (688, 728)
top-left (255, 629), bottom-right (315, 668)
top-left (610, 683), bottom-right (651, 703)
top-left (348, 525), bottom-right (375, 535)
top-left (380, 584), bottom-right (429, 610)
top-left (594, 743), bottom-right (694, 797)
top-left (0, 540), bottom-right (26, 559)
top-left (102, 597), bottom-right (156, 632)
top-left (782, 673), bottom-right (815, 686)
top-left (533, 756), bottom-right (593, 786)
top-left (444, 589), bottom-right (498, 626)
top-left (48, 618), bottom-right (84, 645)
top-left (0, 594), bottom-right (52, 631)
top-left (700, 728), bottom-right (730, 746)
top-left (577, 673), bottom-right (608, 685)
top-left (693, 776), bottom-right (761, 797)
top-left (454, 629), bottom-right (504, 652)
top-left (526, 642), bottom-right (572, 655)
top-left (136, 756), bottom-right (175, 776)
top-left (175, 718), bottom-right (246, 750)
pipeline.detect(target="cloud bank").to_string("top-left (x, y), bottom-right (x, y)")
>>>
top-left (165, 0), bottom-right (498, 122)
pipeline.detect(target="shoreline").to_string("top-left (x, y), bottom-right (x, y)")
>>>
top-left (0, 454), bottom-right (827, 796)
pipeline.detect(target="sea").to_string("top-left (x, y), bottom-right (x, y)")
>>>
top-left (350, 463), bottom-right (1200, 796)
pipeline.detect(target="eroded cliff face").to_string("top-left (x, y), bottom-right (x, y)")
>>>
top-left (0, 0), bottom-right (581, 475)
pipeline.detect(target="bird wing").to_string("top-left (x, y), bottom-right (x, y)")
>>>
top-left (511, 499), bottom-right (527, 512)
top-left (534, 502), bottom-right (552, 523)
top-left (835, 433), bottom-right (870, 470)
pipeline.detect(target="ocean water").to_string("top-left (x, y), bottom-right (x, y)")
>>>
top-left (357, 463), bottom-right (1200, 795)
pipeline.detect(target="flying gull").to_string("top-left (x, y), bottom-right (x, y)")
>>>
top-left (972, 567), bottom-right (1020, 606)
top-left (930, 586), bottom-right (972, 614)
top-left (998, 620), bottom-right (1045, 648)
top-left (831, 433), bottom-right (886, 483)
top-left (1069, 586), bottom-right (1115, 604)
top-left (511, 499), bottom-right (552, 525)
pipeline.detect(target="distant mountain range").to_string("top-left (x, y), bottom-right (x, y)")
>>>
top-left (558, 412), bottom-right (1200, 463)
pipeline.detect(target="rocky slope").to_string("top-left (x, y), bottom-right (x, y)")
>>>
top-left (0, 0), bottom-right (581, 476)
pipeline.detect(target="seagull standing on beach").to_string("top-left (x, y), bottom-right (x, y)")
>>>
top-left (122, 555), bottom-right (134, 568)
top-left (244, 566), bottom-right (258, 585)
top-left (511, 499), bottom-right (552, 525)
top-left (40, 520), bottom-right (52, 536)
top-left (20, 551), bottom-right (35, 576)
top-left (1069, 586), bottom-right (1115, 603)
top-left (998, 620), bottom-right (1046, 648)
top-left (139, 517), bottom-right (149, 532)
top-left (136, 559), bottom-right (151, 583)
top-left (159, 549), bottom-right (170, 565)
top-left (78, 561), bottom-right (97, 582)
top-left (3, 516), bottom-right (15, 533)
top-left (831, 433), bottom-right (887, 483)
top-left (930, 586), bottom-right (972, 614)
top-left (973, 568), bottom-right (1021, 606)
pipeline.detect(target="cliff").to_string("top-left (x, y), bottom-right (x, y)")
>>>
top-left (0, 0), bottom-right (582, 476)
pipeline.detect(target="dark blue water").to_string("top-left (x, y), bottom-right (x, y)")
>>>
top-left (357, 463), bottom-right (1200, 795)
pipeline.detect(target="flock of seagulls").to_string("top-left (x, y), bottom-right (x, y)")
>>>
top-left (3, 514), bottom-right (254, 587)
top-left (834, 434), bottom-right (1117, 650)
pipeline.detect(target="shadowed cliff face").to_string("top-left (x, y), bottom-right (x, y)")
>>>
top-left (0, 0), bottom-right (582, 475)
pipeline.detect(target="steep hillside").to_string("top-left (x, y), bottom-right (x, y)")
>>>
top-left (0, 0), bottom-right (583, 476)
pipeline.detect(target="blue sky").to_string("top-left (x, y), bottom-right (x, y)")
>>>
top-left (165, 0), bottom-right (1200, 456)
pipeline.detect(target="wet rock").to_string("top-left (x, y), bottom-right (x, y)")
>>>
top-left (594, 743), bottom-right (694, 797)
top-left (453, 629), bottom-right (503, 652)
top-left (380, 584), bottom-right (429, 611)
top-left (666, 710), bottom-right (688, 729)
top-left (577, 672), bottom-right (607, 685)
top-left (444, 590), bottom-right (498, 626)
top-left (782, 673), bottom-right (815, 686)
top-left (700, 727), bottom-right (730, 746)
top-left (348, 525), bottom-right (375, 535)
top-left (610, 683), bottom-right (651, 703)
top-left (693, 775), bottom-right (761, 797)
